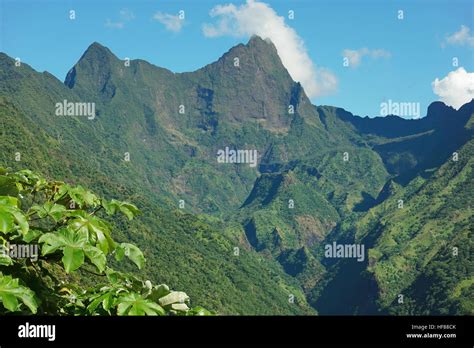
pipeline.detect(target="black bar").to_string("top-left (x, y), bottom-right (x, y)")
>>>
top-left (0, 316), bottom-right (472, 346)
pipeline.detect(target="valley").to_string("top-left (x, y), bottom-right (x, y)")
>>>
top-left (0, 36), bottom-right (472, 315)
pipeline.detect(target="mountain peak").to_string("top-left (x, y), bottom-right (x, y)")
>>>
top-left (214, 35), bottom-right (280, 66)
top-left (247, 35), bottom-right (275, 48)
top-left (70, 42), bottom-right (118, 69)
top-left (65, 42), bottom-right (118, 90)
top-left (243, 35), bottom-right (280, 59)
top-left (82, 42), bottom-right (116, 59)
top-left (194, 35), bottom-right (304, 129)
top-left (427, 101), bottom-right (454, 114)
top-left (425, 101), bottom-right (457, 121)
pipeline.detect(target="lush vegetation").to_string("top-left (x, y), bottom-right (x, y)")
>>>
top-left (0, 168), bottom-right (211, 315)
top-left (0, 47), bottom-right (315, 315)
top-left (363, 139), bottom-right (474, 314)
top-left (0, 36), bottom-right (472, 315)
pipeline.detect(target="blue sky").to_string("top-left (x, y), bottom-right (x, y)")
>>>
top-left (1, 0), bottom-right (473, 117)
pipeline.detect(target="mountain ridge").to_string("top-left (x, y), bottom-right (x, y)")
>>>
top-left (0, 37), bottom-right (472, 315)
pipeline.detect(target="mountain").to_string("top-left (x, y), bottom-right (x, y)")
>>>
top-left (0, 36), bottom-right (472, 315)
top-left (0, 40), bottom-right (316, 315)
top-left (362, 137), bottom-right (473, 313)
top-left (335, 101), bottom-right (474, 182)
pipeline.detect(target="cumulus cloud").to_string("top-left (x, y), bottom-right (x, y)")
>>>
top-left (432, 67), bottom-right (474, 109)
top-left (202, 0), bottom-right (337, 98)
top-left (445, 25), bottom-right (474, 47)
top-left (342, 48), bottom-right (391, 68)
top-left (153, 12), bottom-right (184, 32)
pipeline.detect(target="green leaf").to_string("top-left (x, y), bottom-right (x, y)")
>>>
top-left (30, 205), bottom-right (46, 218)
top-left (9, 209), bottom-right (28, 234)
top-left (94, 228), bottom-right (111, 255)
top-left (38, 232), bottom-right (63, 256)
top-left (14, 170), bottom-right (41, 186)
top-left (84, 245), bottom-right (106, 273)
top-left (55, 184), bottom-right (99, 208)
top-left (31, 202), bottom-right (66, 222)
top-left (22, 229), bottom-right (42, 243)
top-left (114, 245), bottom-right (125, 262)
top-left (69, 216), bottom-right (115, 254)
top-left (2, 292), bottom-right (19, 312)
top-left (62, 246), bottom-right (84, 273)
top-left (40, 228), bottom-right (88, 272)
top-left (117, 293), bottom-right (165, 316)
top-left (39, 227), bottom-right (88, 257)
top-left (105, 268), bottom-right (121, 284)
top-left (118, 202), bottom-right (140, 220)
top-left (116, 243), bottom-right (145, 269)
top-left (102, 292), bottom-right (114, 312)
top-left (87, 291), bottom-right (114, 314)
top-left (102, 199), bottom-right (119, 215)
top-left (0, 273), bottom-right (38, 314)
top-left (0, 198), bottom-right (28, 234)
top-left (0, 210), bottom-right (14, 233)
top-left (71, 186), bottom-right (99, 208)
top-left (0, 250), bottom-right (13, 266)
top-left (0, 196), bottom-right (18, 207)
top-left (103, 200), bottom-right (140, 220)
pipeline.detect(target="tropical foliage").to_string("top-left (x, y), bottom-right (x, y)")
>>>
top-left (0, 168), bottom-right (210, 315)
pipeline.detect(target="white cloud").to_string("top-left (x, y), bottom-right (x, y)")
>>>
top-left (105, 19), bottom-right (124, 29)
top-left (445, 25), bottom-right (474, 47)
top-left (119, 9), bottom-right (135, 21)
top-left (202, 0), bottom-right (337, 98)
top-left (153, 12), bottom-right (184, 32)
top-left (105, 9), bottom-right (135, 29)
top-left (432, 67), bottom-right (474, 109)
top-left (342, 48), bottom-right (391, 68)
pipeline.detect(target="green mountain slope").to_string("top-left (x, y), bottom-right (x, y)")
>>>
top-left (0, 36), bottom-right (472, 315)
top-left (309, 105), bottom-right (473, 315)
top-left (335, 101), bottom-right (474, 182)
top-left (360, 138), bottom-right (473, 314)
top-left (0, 48), bottom-right (315, 315)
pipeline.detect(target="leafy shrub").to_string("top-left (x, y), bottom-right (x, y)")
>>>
top-left (0, 168), bottom-right (211, 316)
